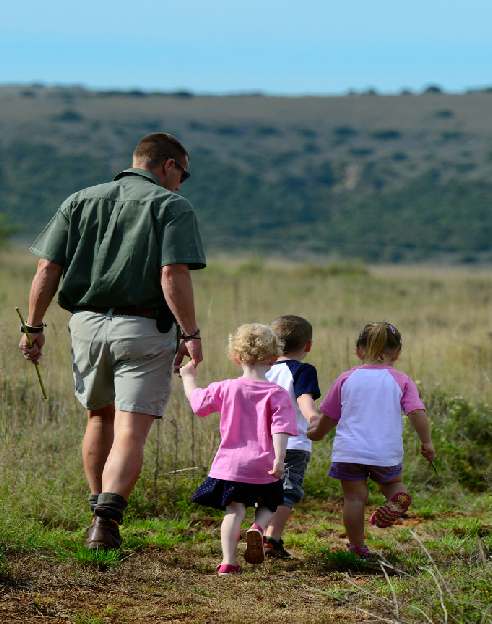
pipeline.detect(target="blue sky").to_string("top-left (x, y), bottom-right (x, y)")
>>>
top-left (2, 0), bottom-right (491, 94)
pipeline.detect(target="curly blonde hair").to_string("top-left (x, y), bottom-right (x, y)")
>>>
top-left (228, 323), bottom-right (281, 365)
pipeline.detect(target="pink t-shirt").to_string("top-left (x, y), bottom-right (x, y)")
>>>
top-left (320, 365), bottom-right (425, 466)
top-left (190, 378), bottom-right (298, 484)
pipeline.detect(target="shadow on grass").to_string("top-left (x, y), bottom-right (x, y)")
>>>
top-left (309, 548), bottom-right (378, 573)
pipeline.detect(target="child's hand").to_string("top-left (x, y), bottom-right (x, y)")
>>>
top-left (268, 459), bottom-right (285, 480)
top-left (307, 413), bottom-right (336, 441)
top-left (179, 361), bottom-right (197, 378)
top-left (421, 442), bottom-right (436, 462)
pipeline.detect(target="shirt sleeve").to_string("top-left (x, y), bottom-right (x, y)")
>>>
top-left (401, 377), bottom-right (425, 414)
top-left (293, 363), bottom-right (321, 400)
top-left (270, 388), bottom-right (298, 436)
top-left (319, 373), bottom-right (348, 422)
top-left (159, 197), bottom-right (206, 269)
top-left (29, 200), bottom-right (71, 266)
top-left (189, 382), bottom-right (223, 416)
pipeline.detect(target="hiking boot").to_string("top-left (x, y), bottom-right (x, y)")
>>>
top-left (264, 536), bottom-right (292, 559)
top-left (85, 516), bottom-right (122, 550)
top-left (84, 515), bottom-right (97, 538)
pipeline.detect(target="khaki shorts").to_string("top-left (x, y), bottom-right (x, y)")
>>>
top-left (68, 310), bottom-right (176, 417)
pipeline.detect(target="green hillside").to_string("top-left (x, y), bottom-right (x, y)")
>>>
top-left (1, 84), bottom-right (491, 261)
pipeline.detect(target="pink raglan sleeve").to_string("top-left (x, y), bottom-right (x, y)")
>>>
top-left (388, 370), bottom-right (425, 414)
top-left (270, 388), bottom-right (298, 436)
top-left (319, 372), bottom-right (350, 422)
top-left (189, 381), bottom-right (224, 417)
top-left (401, 376), bottom-right (425, 414)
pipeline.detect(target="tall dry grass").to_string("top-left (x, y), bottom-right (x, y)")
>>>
top-left (1, 248), bottom-right (491, 525)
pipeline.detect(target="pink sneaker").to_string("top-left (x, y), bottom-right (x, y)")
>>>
top-left (347, 544), bottom-right (379, 560)
top-left (348, 544), bottom-right (371, 558)
top-left (370, 491), bottom-right (412, 528)
top-left (216, 563), bottom-right (241, 575)
top-left (244, 522), bottom-right (265, 564)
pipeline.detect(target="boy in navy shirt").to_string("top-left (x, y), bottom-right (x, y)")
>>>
top-left (264, 315), bottom-right (321, 557)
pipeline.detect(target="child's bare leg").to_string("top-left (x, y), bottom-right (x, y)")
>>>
top-left (254, 505), bottom-right (274, 531)
top-left (379, 479), bottom-right (408, 500)
top-left (221, 502), bottom-right (246, 565)
top-left (341, 480), bottom-right (368, 549)
top-left (265, 505), bottom-right (291, 540)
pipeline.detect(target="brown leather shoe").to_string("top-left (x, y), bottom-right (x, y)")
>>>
top-left (85, 516), bottom-right (122, 550)
top-left (84, 515), bottom-right (97, 538)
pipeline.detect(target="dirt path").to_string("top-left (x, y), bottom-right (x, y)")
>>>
top-left (0, 548), bottom-right (371, 624)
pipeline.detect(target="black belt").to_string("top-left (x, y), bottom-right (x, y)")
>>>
top-left (73, 306), bottom-right (159, 319)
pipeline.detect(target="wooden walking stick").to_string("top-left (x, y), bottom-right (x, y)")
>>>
top-left (16, 307), bottom-right (48, 400)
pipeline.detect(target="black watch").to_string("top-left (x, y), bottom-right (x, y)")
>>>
top-left (20, 323), bottom-right (46, 334)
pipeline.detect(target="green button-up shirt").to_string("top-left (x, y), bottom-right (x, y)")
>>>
top-left (30, 168), bottom-right (206, 312)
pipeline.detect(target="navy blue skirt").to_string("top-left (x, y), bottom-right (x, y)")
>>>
top-left (192, 477), bottom-right (284, 512)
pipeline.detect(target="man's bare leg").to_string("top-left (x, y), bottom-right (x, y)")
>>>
top-left (82, 404), bottom-right (115, 495)
top-left (101, 410), bottom-right (155, 499)
top-left (86, 410), bottom-right (155, 549)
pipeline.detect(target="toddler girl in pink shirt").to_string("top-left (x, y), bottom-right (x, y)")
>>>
top-left (180, 323), bottom-right (297, 575)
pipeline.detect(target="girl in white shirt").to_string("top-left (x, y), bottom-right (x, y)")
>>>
top-left (309, 322), bottom-right (435, 558)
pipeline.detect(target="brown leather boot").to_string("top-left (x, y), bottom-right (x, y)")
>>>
top-left (85, 516), bottom-right (122, 550)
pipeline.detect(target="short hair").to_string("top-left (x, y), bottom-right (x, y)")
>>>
top-left (133, 132), bottom-right (188, 167)
top-left (228, 323), bottom-right (281, 365)
top-left (271, 315), bottom-right (312, 354)
top-left (356, 322), bottom-right (402, 361)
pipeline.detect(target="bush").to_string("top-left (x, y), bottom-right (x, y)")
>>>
top-left (408, 391), bottom-right (492, 491)
top-left (434, 109), bottom-right (454, 119)
top-left (371, 129), bottom-right (401, 140)
top-left (423, 84), bottom-right (444, 94)
top-left (255, 126), bottom-right (280, 137)
top-left (333, 125), bottom-right (358, 139)
top-left (52, 109), bottom-right (84, 123)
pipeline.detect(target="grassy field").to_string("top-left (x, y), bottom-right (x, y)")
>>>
top-left (1, 248), bottom-right (491, 623)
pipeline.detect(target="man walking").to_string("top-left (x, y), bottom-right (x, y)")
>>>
top-left (19, 133), bottom-right (206, 549)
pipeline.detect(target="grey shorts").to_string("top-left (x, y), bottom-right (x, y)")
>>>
top-left (282, 449), bottom-right (311, 508)
top-left (68, 310), bottom-right (176, 417)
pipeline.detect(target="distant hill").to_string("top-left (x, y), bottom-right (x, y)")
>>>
top-left (0, 84), bottom-right (491, 262)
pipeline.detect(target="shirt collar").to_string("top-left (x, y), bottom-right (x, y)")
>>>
top-left (113, 167), bottom-right (162, 186)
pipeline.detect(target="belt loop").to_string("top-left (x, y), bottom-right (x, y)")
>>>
top-left (106, 307), bottom-right (114, 319)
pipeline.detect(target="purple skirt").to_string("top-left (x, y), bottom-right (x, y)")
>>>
top-left (192, 476), bottom-right (284, 512)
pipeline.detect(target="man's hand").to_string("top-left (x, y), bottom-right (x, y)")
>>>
top-left (161, 264), bottom-right (203, 371)
top-left (19, 332), bottom-right (45, 364)
top-left (421, 442), bottom-right (436, 462)
top-left (268, 459), bottom-right (285, 480)
top-left (174, 337), bottom-right (203, 372)
top-left (18, 258), bottom-right (62, 365)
